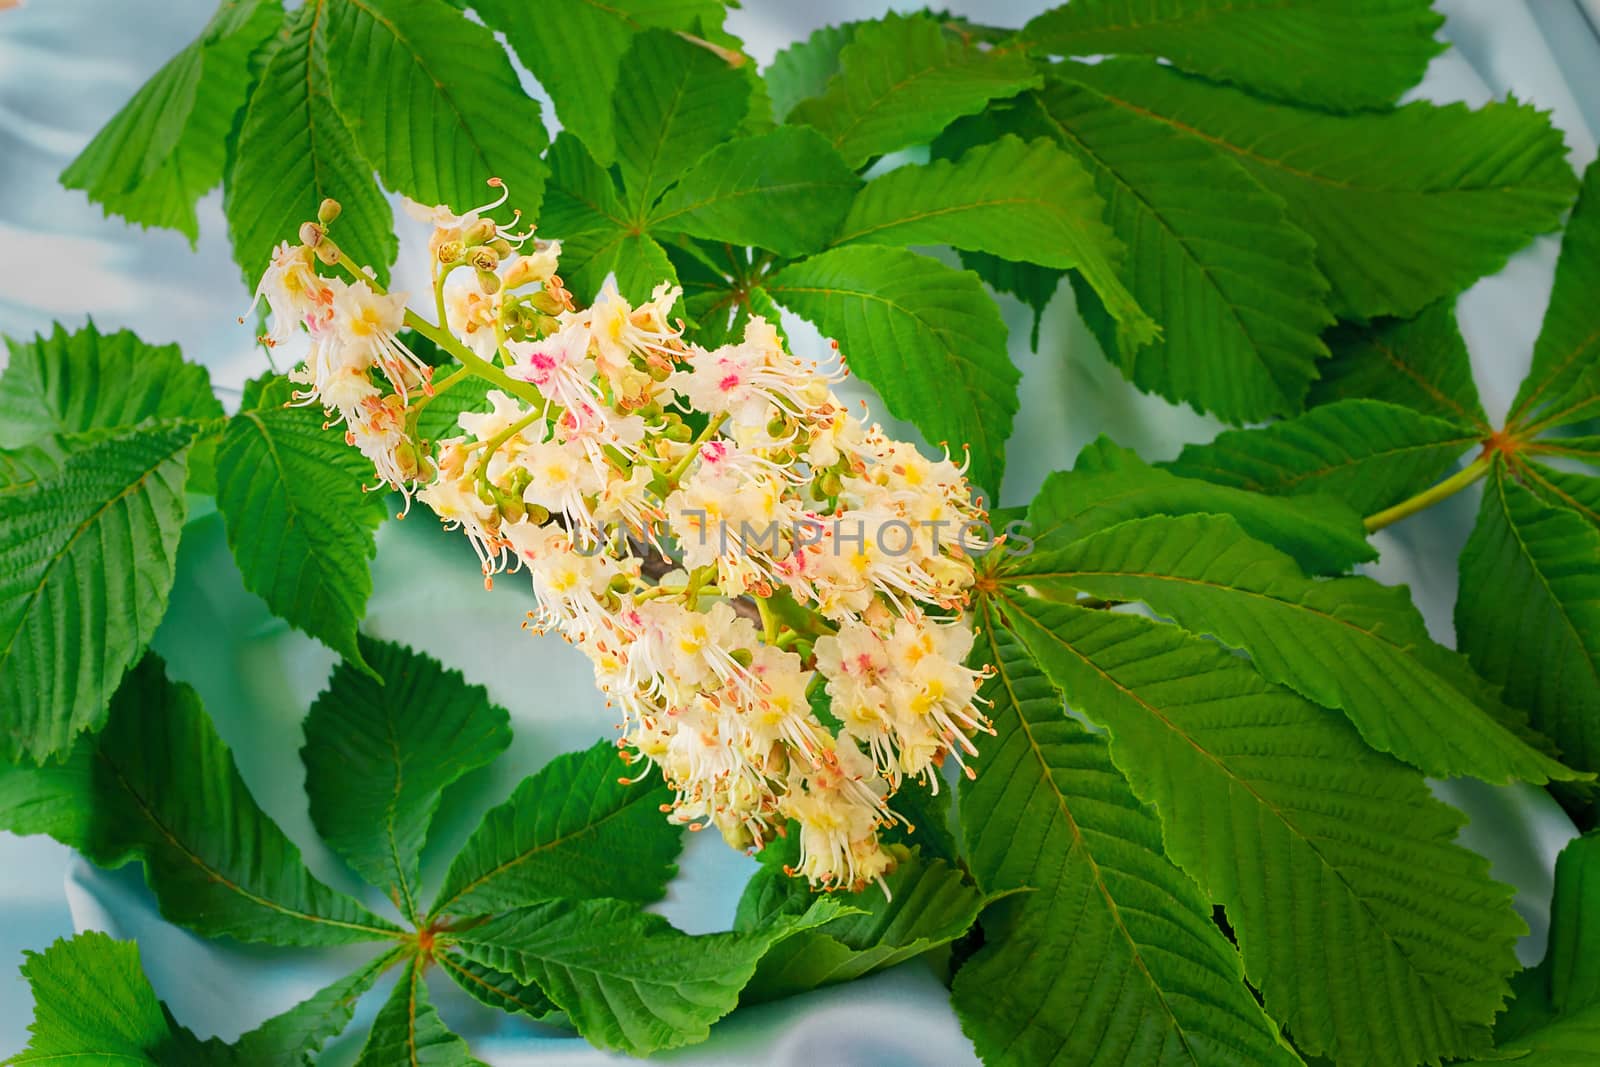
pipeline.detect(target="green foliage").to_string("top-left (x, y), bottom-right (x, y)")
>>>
top-left (992, 592), bottom-right (1526, 1067)
top-left (1458, 467), bottom-right (1600, 795)
top-left (453, 897), bottom-right (845, 1055)
top-left (353, 964), bottom-right (483, 1066)
top-left (1023, 0), bottom-right (1444, 111)
top-left (788, 13), bottom-right (1041, 168)
top-left (1163, 398), bottom-right (1479, 515)
top-left (1064, 59), bottom-right (1577, 320)
top-left (1006, 512), bottom-right (1576, 783)
top-left (322, 0), bottom-right (548, 225)
top-left (1313, 300), bottom-right (1491, 427)
top-left (0, 424), bottom-right (197, 762)
top-left (302, 636), bottom-right (513, 921)
top-left (228, 1), bottom-right (398, 285)
top-left (215, 397), bottom-right (388, 674)
top-left (4, 932), bottom-right (208, 1066)
top-left (955, 622), bottom-right (1295, 1067)
top-left (769, 245), bottom-right (1017, 497)
top-left (0, 323), bottom-right (222, 447)
top-left (431, 739), bottom-right (681, 917)
top-left (59, 0), bottom-right (282, 242)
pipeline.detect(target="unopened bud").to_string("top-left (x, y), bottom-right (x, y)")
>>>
top-left (464, 218), bottom-right (496, 245)
top-left (317, 198), bottom-right (342, 225)
top-left (524, 503), bottom-right (550, 525)
top-left (818, 471), bottom-right (843, 498)
top-left (298, 221), bottom-right (325, 247)
top-left (469, 246), bottom-right (500, 273)
top-left (476, 269), bottom-right (501, 294)
top-left (489, 238), bottom-right (513, 258)
top-left (608, 574), bottom-right (633, 594)
top-left (665, 422), bottom-right (693, 443)
top-left (730, 648), bottom-right (754, 668)
top-left (648, 360), bottom-right (673, 382)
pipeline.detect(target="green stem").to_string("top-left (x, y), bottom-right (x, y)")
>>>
top-left (757, 597), bottom-right (780, 645)
top-left (665, 412), bottom-right (728, 485)
top-left (1364, 454), bottom-right (1493, 532)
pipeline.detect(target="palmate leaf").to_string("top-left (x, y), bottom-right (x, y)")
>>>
top-left (767, 245), bottom-right (1017, 498)
top-left (1163, 398), bottom-right (1480, 515)
top-left (789, 12), bottom-right (1040, 169)
top-left (227, 951), bottom-right (398, 1065)
top-left (430, 740), bottom-right (682, 918)
top-left (228, 0), bottom-right (397, 287)
top-left (302, 637), bottom-right (512, 922)
top-left (734, 852), bottom-right (989, 1004)
top-left (1026, 438), bottom-right (1374, 575)
top-left (959, 250), bottom-right (1061, 349)
top-left (215, 400), bottom-right (388, 675)
top-left (3, 932), bottom-right (207, 1067)
top-left (1002, 77), bottom-right (1332, 422)
top-left (833, 135), bottom-right (1154, 354)
top-left (0, 323), bottom-right (222, 448)
top-left (613, 29), bottom-right (751, 215)
top-left (1457, 466), bottom-right (1600, 777)
top-left (1462, 832), bottom-right (1600, 1065)
top-left (323, 0), bottom-right (546, 220)
top-left (1312, 299), bottom-right (1491, 428)
top-left (0, 423), bottom-right (196, 762)
top-left (0, 655), bottom-right (395, 946)
top-left (1023, 0), bottom-right (1443, 111)
top-left (994, 592), bottom-right (1526, 1067)
top-left (60, 0), bottom-right (283, 242)
top-left (474, 0), bottom-right (724, 167)
top-left (1508, 161), bottom-right (1600, 435)
top-left (1064, 59), bottom-right (1577, 320)
top-left (353, 962), bottom-right (482, 1066)
top-left (1006, 511), bottom-right (1576, 784)
top-left (953, 621), bottom-right (1294, 1067)
top-left (453, 898), bottom-right (842, 1056)
top-left (650, 126), bottom-right (862, 259)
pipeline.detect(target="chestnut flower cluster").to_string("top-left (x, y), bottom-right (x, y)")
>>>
top-left (249, 187), bottom-right (994, 892)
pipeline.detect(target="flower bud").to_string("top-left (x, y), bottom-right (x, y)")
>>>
top-left (476, 268), bottom-right (501, 295)
top-left (317, 198), bottom-right (342, 225)
top-left (730, 648), bottom-right (754, 668)
top-left (524, 503), bottom-right (550, 525)
top-left (665, 422), bottom-right (693, 443)
top-left (489, 237), bottom-right (513, 258)
top-left (464, 218), bottom-right (497, 245)
top-left (469, 246), bottom-right (500, 273)
top-left (298, 221), bottom-right (325, 247)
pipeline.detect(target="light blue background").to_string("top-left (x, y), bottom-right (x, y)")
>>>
top-left (2, 1), bottom-right (1598, 1061)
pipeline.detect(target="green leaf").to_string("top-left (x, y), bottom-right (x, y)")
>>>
top-left (1007, 76), bottom-right (1331, 422)
top-left (0, 323), bottom-right (222, 448)
top-left (228, 0), bottom-right (397, 287)
top-left (229, 950), bottom-right (398, 1064)
top-left (453, 897), bottom-right (842, 1055)
top-left (789, 13), bottom-right (1041, 169)
top-left (323, 0), bottom-right (546, 220)
top-left (0, 441), bottom-right (68, 493)
top-left (560, 228), bottom-right (681, 307)
top-left (1510, 160), bottom-right (1600, 434)
top-left (880, 773), bottom-right (958, 863)
top-left (0, 423), bottom-right (195, 761)
top-left (60, 0), bottom-right (283, 242)
top-left (5, 932), bottom-right (202, 1066)
top-left (415, 374), bottom-right (496, 444)
top-left (538, 132), bottom-right (630, 239)
top-left (474, 0), bottom-right (724, 167)
top-left (953, 620), bottom-right (1295, 1067)
top-left (767, 245), bottom-right (1017, 498)
top-left (1064, 59), bottom-right (1577, 320)
top-left (430, 739), bottom-right (682, 918)
top-left (353, 962), bottom-right (482, 1066)
top-left (735, 853), bottom-right (988, 1003)
top-left (0, 654), bottom-right (396, 946)
top-left (1023, 0), bottom-right (1443, 111)
top-left (1461, 833), bottom-right (1600, 1064)
top-left (1005, 511), bottom-right (1577, 784)
top-left (959, 251), bottom-right (1060, 349)
top-left (833, 135), bottom-right (1154, 354)
top-left (995, 592), bottom-right (1526, 1067)
top-left (765, 22), bottom-right (859, 121)
top-left (1163, 399), bottom-right (1479, 515)
top-left (1524, 462), bottom-right (1600, 528)
top-left (1457, 467), bottom-right (1600, 778)
top-left (302, 636), bottom-right (511, 921)
top-left (650, 126), bottom-right (862, 258)
top-left (215, 403), bottom-right (387, 673)
top-left (1022, 437), bottom-right (1374, 575)
top-left (1312, 299), bottom-right (1490, 428)
top-left (613, 29), bottom-right (751, 215)
top-left (437, 953), bottom-right (562, 1022)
